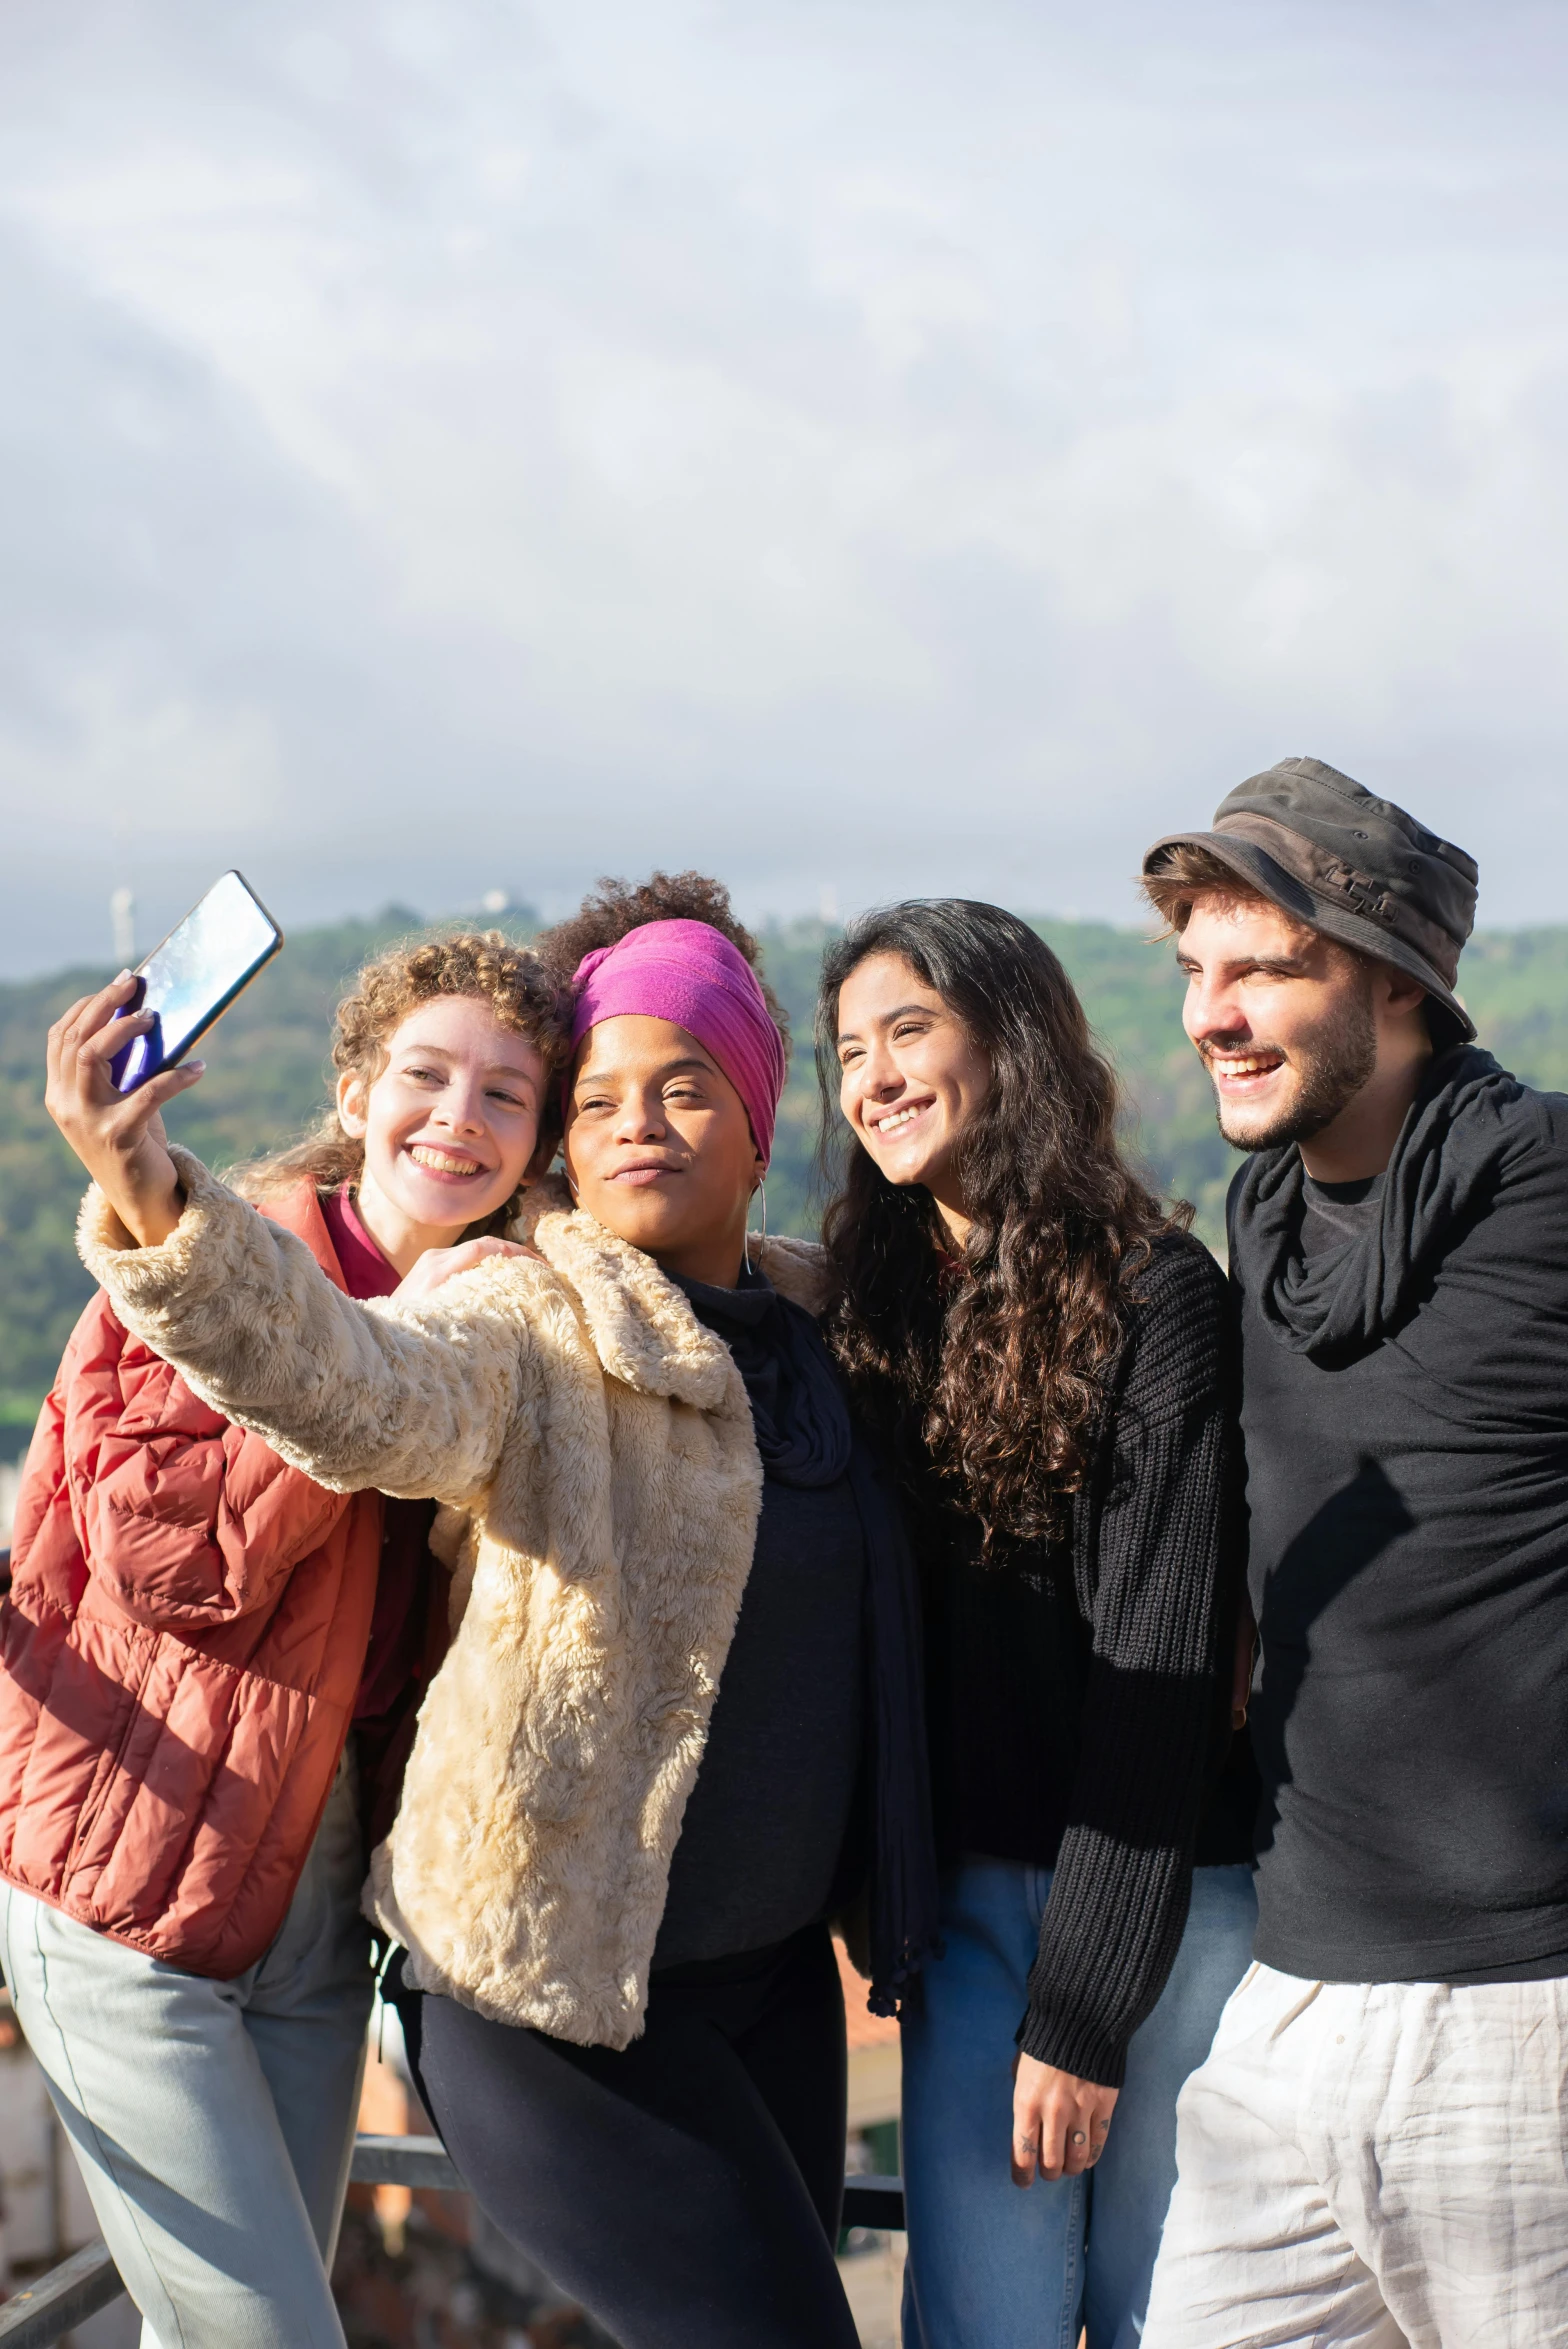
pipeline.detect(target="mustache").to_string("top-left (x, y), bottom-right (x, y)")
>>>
top-left (1196, 1037), bottom-right (1287, 1063)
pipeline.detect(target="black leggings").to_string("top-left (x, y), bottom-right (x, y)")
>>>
top-left (395, 1923), bottom-right (860, 2349)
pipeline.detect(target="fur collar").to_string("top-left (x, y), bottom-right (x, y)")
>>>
top-left (506, 1178), bottom-right (831, 1401)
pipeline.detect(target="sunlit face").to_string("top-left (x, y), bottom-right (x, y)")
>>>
top-left (563, 1014), bottom-right (763, 1274)
top-left (338, 996), bottom-right (547, 1235)
top-left (835, 952), bottom-right (992, 1202)
top-left (1176, 896), bottom-right (1380, 1150)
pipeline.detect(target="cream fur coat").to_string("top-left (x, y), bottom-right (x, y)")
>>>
top-left (79, 1150), bottom-right (831, 2050)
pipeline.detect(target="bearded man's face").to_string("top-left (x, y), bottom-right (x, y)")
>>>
top-left (1177, 898), bottom-right (1379, 1152)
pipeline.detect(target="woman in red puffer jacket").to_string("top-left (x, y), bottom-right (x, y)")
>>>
top-left (0, 930), bottom-right (562, 2349)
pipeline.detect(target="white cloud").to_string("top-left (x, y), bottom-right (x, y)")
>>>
top-left (0, 0), bottom-right (1565, 969)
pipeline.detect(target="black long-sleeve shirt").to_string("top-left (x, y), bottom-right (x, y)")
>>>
top-left (915, 1231), bottom-right (1248, 2087)
top-left (653, 1270), bottom-right (867, 1968)
top-left (1231, 1048), bottom-right (1568, 1983)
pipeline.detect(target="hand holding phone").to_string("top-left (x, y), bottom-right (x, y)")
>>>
top-left (109, 870), bottom-right (282, 1094)
top-left (46, 974), bottom-right (199, 1248)
top-left (46, 870), bottom-right (285, 1247)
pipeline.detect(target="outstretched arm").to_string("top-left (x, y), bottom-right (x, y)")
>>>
top-left (51, 978), bottom-right (533, 1505)
top-left (75, 1153), bottom-right (535, 1506)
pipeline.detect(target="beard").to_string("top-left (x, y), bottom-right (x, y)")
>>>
top-left (1209, 983), bottom-right (1378, 1153)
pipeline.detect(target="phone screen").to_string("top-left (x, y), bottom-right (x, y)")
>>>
top-left (112, 871), bottom-right (283, 1094)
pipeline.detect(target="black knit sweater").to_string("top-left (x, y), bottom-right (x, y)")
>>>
top-left (913, 1230), bottom-right (1249, 2087)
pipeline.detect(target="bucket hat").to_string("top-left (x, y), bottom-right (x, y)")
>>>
top-left (1142, 756), bottom-right (1479, 1041)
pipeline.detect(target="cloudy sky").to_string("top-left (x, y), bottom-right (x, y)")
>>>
top-left (1, 0), bottom-right (1564, 972)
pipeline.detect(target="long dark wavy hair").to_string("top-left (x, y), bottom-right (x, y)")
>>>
top-left (817, 899), bottom-right (1186, 1551)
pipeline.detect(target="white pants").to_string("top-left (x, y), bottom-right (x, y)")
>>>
top-left (0, 1751), bottom-right (373, 2349)
top-left (1143, 1959), bottom-right (1568, 2348)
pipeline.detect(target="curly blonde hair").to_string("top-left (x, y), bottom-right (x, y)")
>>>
top-left (235, 930), bottom-right (569, 1206)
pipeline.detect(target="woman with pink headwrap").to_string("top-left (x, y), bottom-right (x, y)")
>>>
top-left (47, 871), bottom-right (937, 2349)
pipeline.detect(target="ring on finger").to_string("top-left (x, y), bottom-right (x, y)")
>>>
top-left (1069, 2129), bottom-right (1087, 2147)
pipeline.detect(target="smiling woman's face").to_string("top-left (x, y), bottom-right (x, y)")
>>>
top-left (338, 995), bottom-right (546, 1258)
top-left (563, 1014), bottom-right (763, 1285)
top-left (835, 952), bottom-right (991, 1232)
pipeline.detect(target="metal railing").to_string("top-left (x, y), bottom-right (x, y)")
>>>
top-left (0, 2135), bottom-right (905, 2346)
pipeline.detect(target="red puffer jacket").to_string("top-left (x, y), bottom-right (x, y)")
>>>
top-left (0, 1186), bottom-right (385, 1977)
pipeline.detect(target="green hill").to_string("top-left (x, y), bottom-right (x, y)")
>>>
top-left (2, 908), bottom-right (1561, 1453)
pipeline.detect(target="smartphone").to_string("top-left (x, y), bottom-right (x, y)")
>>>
top-left (110, 870), bottom-right (284, 1095)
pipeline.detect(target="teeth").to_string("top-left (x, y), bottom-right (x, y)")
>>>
top-left (874, 1106), bottom-right (924, 1133)
top-left (409, 1146), bottom-right (482, 1175)
top-left (1212, 1057), bottom-right (1281, 1078)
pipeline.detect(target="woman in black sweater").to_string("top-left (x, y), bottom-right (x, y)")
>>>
top-left (818, 900), bottom-right (1256, 2349)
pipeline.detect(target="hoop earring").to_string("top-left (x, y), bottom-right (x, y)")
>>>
top-left (743, 1179), bottom-right (766, 1275)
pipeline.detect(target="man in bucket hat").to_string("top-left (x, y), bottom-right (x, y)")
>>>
top-left (1139, 758), bottom-right (1568, 2345)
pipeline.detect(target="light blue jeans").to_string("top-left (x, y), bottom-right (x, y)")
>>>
top-left (0, 1749), bottom-right (372, 2349)
top-left (901, 1859), bottom-right (1258, 2349)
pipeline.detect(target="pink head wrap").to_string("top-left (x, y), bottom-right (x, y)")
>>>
top-left (568, 918), bottom-right (788, 1169)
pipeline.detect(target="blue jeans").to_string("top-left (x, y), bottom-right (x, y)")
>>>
top-left (901, 1859), bottom-right (1257, 2349)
